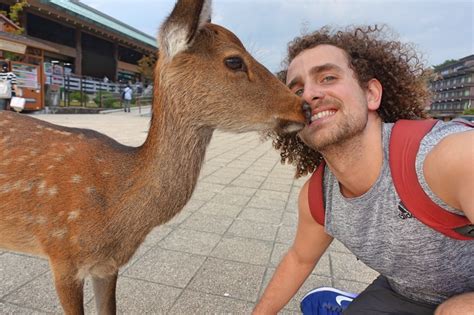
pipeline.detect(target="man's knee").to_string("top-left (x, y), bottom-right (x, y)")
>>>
top-left (435, 292), bottom-right (474, 315)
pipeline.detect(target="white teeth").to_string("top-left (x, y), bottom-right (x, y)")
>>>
top-left (311, 110), bottom-right (336, 122)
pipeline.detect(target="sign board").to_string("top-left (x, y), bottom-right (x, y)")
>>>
top-left (0, 39), bottom-right (27, 54)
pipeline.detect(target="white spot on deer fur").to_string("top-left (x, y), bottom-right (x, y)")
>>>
top-left (71, 175), bottom-right (82, 183)
top-left (68, 211), bottom-right (79, 221)
top-left (29, 149), bottom-right (39, 156)
top-left (0, 136), bottom-right (10, 144)
top-left (37, 180), bottom-right (47, 196)
top-left (52, 229), bottom-right (67, 239)
top-left (9, 128), bottom-right (17, 132)
top-left (65, 146), bottom-right (75, 154)
top-left (54, 130), bottom-right (72, 136)
top-left (77, 134), bottom-right (85, 140)
top-left (86, 186), bottom-right (96, 194)
top-left (47, 165), bottom-right (55, 170)
top-left (48, 186), bottom-right (58, 196)
top-left (0, 159), bottom-right (11, 166)
top-left (22, 181), bottom-right (34, 192)
top-left (36, 216), bottom-right (47, 224)
top-left (0, 182), bottom-right (13, 193)
top-left (54, 155), bottom-right (65, 162)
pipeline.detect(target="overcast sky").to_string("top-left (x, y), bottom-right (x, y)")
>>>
top-left (81, 0), bottom-right (473, 72)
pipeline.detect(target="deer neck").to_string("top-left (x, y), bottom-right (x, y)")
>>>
top-left (132, 95), bottom-right (213, 227)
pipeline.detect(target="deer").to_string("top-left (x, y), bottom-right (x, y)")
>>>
top-left (0, 0), bottom-right (308, 314)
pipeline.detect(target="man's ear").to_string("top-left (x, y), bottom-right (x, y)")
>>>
top-left (366, 78), bottom-right (382, 111)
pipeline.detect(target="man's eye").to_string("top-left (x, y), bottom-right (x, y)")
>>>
top-left (295, 88), bottom-right (304, 96)
top-left (322, 76), bottom-right (336, 83)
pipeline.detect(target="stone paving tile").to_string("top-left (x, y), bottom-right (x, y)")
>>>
top-left (330, 252), bottom-right (379, 283)
top-left (0, 253), bottom-right (49, 298)
top-left (159, 228), bottom-right (222, 256)
top-left (261, 267), bottom-right (332, 312)
top-left (275, 225), bottom-right (297, 244)
top-left (238, 207), bottom-right (283, 225)
top-left (260, 180), bottom-right (291, 193)
top-left (180, 212), bottom-right (234, 234)
top-left (140, 226), bottom-right (174, 248)
top-left (225, 219), bottom-right (279, 242)
top-left (85, 277), bottom-right (181, 314)
top-left (188, 257), bottom-right (266, 302)
top-left (3, 272), bottom-right (93, 314)
top-left (0, 301), bottom-right (45, 314)
top-left (169, 290), bottom-right (255, 314)
top-left (210, 236), bottom-right (273, 265)
top-left (197, 202), bottom-right (244, 218)
top-left (210, 192), bottom-right (253, 207)
top-left (123, 247), bottom-right (206, 288)
top-left (281, 211), bottom-right (298, 226)
top-left (328, 239), bottom-right (352, 254)
top-left (220, 186), bottom-right (257, 197)
top-left (247, 190), bottom-right (289, 211)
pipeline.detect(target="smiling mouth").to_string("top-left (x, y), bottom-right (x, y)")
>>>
top-left (311, 110), bottom-right (337, 123)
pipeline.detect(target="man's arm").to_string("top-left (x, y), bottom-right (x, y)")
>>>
top-left (423, 130), bottom-right (474, 222)
top-left (253, 180), bottom-right (333, 314)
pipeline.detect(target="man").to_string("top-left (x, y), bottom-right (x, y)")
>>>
top-left (254, 25), bottom-right (473, 314)
top-left (122, 83), bottom-right (133, 113)
top-left (0, 61), bottom-right (19, 111)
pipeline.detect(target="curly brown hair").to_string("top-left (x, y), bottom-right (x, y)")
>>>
top-left (267, 24), bottom-right (432, 178)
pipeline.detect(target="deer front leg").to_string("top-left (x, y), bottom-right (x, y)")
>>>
top-left (92, 272), bottom-right (118, 315)
top-left (50, 260), bottom-right (84, 315)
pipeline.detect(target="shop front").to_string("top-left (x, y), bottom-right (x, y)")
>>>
top-left (0, 30), bottom-right (57, 111)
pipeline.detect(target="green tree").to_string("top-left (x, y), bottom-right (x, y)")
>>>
top-left (0, 0), bottom-right (29, 34)
top-left (137, 53), bottom-right (157, 83)
top-left (462, 108), bottom-right (474, 115)
top-left (433, 59), bottom-right (457, 71)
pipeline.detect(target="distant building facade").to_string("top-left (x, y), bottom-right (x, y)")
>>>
top-left (0, 0), bottom-right (158, 110)
top-left (0, 0), bottom-right (157, 82)
top-left (429, 54), bottom-right (474, 120)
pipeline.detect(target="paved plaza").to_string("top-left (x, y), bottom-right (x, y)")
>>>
top-left (0, 107), bottom-right (378, 314)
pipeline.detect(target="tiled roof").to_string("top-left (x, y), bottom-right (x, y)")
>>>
top-left (41, 0), bottom-right (157, 48)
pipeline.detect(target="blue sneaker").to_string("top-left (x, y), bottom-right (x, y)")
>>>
top-left (300, 287), bottom-right (358, 315)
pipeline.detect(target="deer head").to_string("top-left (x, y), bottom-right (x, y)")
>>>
top-left (155, 0), bottom-right (308, 134)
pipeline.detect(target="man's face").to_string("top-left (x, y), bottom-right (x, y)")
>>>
top-left (286, 44), bottom-right (370, 151)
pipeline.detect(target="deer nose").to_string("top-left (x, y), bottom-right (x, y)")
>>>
top-left (302, 102), bottom-right (312, 124)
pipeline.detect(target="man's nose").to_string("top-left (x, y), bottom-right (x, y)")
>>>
top-left (302, 85), bottom-right (324, 105)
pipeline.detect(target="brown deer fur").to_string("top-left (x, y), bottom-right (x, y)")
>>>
top-left (0, 0), bottom-right (307, 314)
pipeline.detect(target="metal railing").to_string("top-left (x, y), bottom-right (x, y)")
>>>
top-left (44, 73), bottom-right (153, 110)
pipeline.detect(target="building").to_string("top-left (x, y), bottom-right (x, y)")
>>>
top-left (0, 0), bottom-right (158, 110)
top-left (429, 55), bottom-right (474, 120)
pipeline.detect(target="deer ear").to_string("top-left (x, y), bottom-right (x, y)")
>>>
top-left (159, 0), bottom-right (212, 60)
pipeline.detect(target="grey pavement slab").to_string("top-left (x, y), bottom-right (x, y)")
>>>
top-left (0, 110), bottom-right (376, 313)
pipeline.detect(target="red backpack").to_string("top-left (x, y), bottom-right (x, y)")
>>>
top-left (308, 119), bottom-right (474, 240)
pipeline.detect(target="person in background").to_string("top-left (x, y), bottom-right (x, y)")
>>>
top-left (0, 61), bottom-right (19, 111)
top-left (122, 83), bottom-right (133, 113)
top-left (254, 25), bottom-right (473, 315)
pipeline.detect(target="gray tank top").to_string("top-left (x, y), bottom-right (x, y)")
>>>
top-left (323, 121), bottom-right (474, 305)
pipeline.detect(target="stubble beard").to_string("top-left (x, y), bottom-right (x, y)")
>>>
top-left (299, 105), bottom-right (368, 153)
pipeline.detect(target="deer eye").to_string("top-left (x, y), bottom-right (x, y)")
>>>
top-left (225, 56), bottom-right (246, 72)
